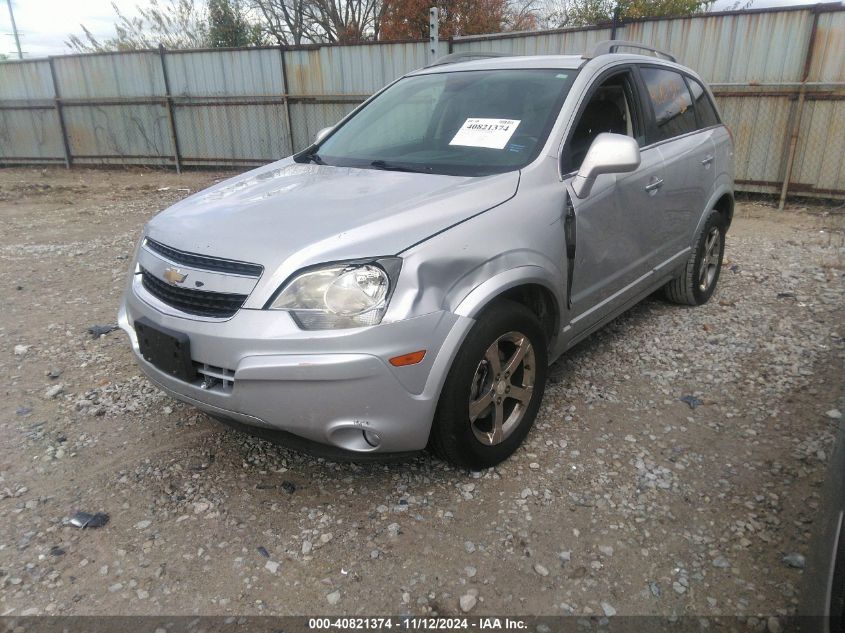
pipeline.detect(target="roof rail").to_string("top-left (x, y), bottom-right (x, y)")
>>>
top-left (427, 51), bottom-right (512, 67)
top-left (590, 40), bottom-right (676, 62)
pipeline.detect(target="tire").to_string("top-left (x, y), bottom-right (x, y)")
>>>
top-left (664, 210), bottom-right (726, 306)
top-left (429, 300), bottom-right (548, 469)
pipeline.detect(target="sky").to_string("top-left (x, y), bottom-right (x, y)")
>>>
top-left (0, 0), bottom-right (827, 59)
top-left (1, 0), bottom-right (143, 58)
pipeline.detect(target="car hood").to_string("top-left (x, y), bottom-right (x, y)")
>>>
top-left (145, 158), bottom-right (519, 285)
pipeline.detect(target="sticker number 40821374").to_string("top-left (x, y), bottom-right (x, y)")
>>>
top-left (449, 118), bottom-right (521, 150)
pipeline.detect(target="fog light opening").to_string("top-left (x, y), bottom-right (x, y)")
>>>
top-left (363, 429), bottom-right (381, 448)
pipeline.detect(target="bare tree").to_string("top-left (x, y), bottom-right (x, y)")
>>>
top-left (303, 0), bottom-right (383, 42)
top-left (504, 0), bottom-right (543, 30)
top-left (251, 0), bottom-right (312, 45)
top-left (251, 0), bottom-right (382, 44)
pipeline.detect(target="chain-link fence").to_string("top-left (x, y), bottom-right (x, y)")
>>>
top-left (1, 5), bottom-right (843, 201)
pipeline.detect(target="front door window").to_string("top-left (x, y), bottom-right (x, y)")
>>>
top-left (562, 71), bottom-right (645, 174)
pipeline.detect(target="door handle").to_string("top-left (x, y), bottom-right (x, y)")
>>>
top-left (701, 155), bottom-right (714, 166)
top-left (644, 178), bottom-right (664, 192)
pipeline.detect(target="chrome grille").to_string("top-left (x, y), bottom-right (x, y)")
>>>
top-left (144, 238), bottom-right (263, 277)
top-left (140, 267), bottom-right (247, 318)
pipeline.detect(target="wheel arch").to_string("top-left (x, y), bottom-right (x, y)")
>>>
top-left (692, 184), bottom-right (734, 241)
top-left (713, 191), bottom-right (734, 229)
top-left (453, 267), bottom-right (562, 351)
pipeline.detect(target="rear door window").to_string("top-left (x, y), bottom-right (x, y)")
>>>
top-left (687, 77), bottom-right (721, 128)
top-left (640, 67), bottom-right (697, 142)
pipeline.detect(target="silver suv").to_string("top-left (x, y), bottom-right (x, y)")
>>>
top-left (119, 41), bottom-right (734, 468)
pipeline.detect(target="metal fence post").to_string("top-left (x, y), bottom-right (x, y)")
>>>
top-left (158, 45), bottom-right (182, 173)
top-left (778, 91), bottom-right (806, 211)
top-left (47, 57), bottom-right (72, 169)
top-left (279, 46), bottom-right (295, 155)
top-left (429, 7), bottom-right (439, 64)
top-left (778, 7), bottom-right (821, 210)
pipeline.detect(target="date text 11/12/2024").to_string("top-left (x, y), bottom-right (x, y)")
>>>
top-left (307, 617), bottom-right (530, 630)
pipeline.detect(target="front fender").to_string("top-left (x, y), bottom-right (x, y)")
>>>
top-left (453, 265), bottom-right (563, 319)
top-left (387, 173), bottom-right (569, 326)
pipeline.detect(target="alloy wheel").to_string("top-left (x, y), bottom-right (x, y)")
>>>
top-left (468, 331), bottom-right (535, 446)
top-left (698, 226), bottom-right (721, 292)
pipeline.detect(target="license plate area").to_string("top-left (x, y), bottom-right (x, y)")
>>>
top-left (135, 317), bottom-right (196, 382)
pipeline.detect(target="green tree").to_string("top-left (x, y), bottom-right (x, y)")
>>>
top-left (545, 0), bottom-right (714, 27)
top-left (208, 0), bottom-right (261, 46)
top-left (618, 0), bottom-right (715, 19)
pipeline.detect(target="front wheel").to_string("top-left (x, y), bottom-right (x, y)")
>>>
top-left (664, 210), bottom-right (726, 306)
top-left (429, 300), bottom-right (548, 469)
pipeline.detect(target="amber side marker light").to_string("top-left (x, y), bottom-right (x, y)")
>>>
top-left (389, 350), bottom-right (426, 367)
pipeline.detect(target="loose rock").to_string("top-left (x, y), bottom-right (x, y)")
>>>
top-left (44, 384), bottom-right (64, 399)
top-left (601, 602), bottom-right (617, 617)
top-left (782, 553), bottom-right (806, 569)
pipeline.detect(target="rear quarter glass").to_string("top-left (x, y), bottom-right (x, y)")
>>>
top-left (687, 77), bottom-right (721, 128)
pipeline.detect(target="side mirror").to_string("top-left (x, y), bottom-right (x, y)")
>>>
top-left (572, 133), bottom-right (641, 199)
top-left (315, 126), bottom-right (334, 143)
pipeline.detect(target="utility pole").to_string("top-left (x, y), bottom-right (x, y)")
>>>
top-left (5, 0), bottom-right (23, 59)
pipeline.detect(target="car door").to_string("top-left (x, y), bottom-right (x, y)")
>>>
top-left (686, 73), bottom-right (729, 202)
top-left (638, 66), bottom-right (716, 267)
top-left (561, 66), bottom-right (666, 333)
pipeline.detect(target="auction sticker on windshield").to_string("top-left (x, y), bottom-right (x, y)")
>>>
top-left (450, 118), bottom-right (521, 149)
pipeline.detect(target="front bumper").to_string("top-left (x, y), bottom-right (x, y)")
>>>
top-left (119, 278), bottom-right (473, 453)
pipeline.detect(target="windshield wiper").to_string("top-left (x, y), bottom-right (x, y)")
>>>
top-left (295, 149), bottom-right (326, 165)
top-left (369, 160), bottom-right (431, 173)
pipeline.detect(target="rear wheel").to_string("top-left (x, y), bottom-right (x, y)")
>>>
top-left (664, 210), bottom-right (726, 306)
top-left (429, 300), bottom-right (548, 469)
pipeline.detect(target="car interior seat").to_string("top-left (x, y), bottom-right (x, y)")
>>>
top-left (569, 99), bottom-right (627, 169)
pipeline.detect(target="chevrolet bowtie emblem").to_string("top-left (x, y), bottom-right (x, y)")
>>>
top-left (163, 267), bottom-right (188, 285)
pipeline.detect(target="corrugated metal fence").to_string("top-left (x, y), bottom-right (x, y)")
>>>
top-left (1, 3), bottom-right (843, 200)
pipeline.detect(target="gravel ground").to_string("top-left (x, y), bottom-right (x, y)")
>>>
top-left (0, 167), bottom-right (843, 622)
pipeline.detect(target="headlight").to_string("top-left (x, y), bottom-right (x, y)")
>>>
top-left (268, 259), bottom-right (400, 330)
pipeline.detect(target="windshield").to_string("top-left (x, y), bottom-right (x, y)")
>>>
top-left (306, 68), bottom-right (578, 177)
